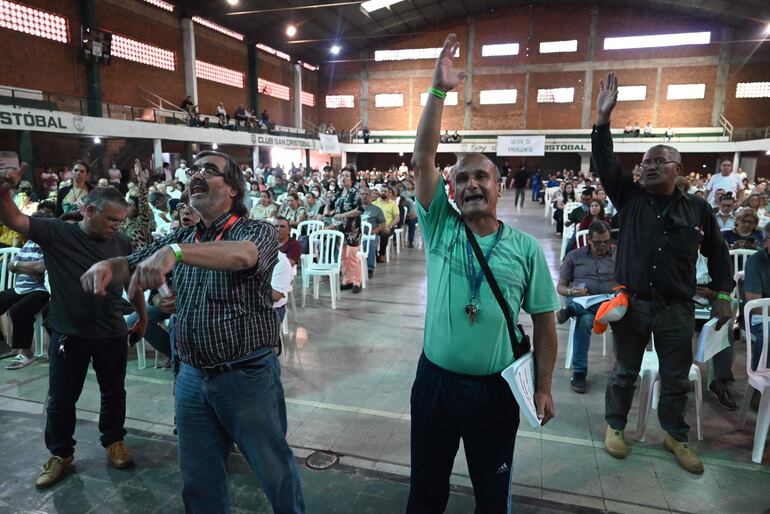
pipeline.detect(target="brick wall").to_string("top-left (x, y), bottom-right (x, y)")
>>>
top-left (527, 71), bottom-right (585, 129)
top-left (590, 68), bottom-right (657, 127)
top-left (724, 63), bottom-right (770, 129)
top-left (656, 66), bottom-right (717, 127)
top-left (194, 28), bottom-right (248, 116)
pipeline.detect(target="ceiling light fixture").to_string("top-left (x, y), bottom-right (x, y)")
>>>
top-left (361, 0), bottom-right (404, 13)
top-left (330, 45), bottom-right (340, 55)
top-left (765, 23), bottom-right (770, 35)
top-left (286, 24), bottom-right (297, 37)
top-left (212, 143), bottom-right (218, 149)
top-left (93, 136), bottom-right (101, 144)
top-left (226, 0), bottom-right (238, 6)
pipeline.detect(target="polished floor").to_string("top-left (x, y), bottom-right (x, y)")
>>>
top-left (1, 191), bottom-right (769, 513)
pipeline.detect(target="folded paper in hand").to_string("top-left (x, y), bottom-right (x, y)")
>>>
top-left (694, 318), bottom-right (730, 363)
top-left (570, 293), bottom-right (614, 309)
top-left (501, 352), bottom-right (540, 429)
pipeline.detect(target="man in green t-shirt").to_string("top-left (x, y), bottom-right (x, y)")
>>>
top-left (406, 34), bottom-right (560, 513)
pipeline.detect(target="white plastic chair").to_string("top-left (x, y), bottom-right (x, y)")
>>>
top-left (297, 220), bottom-right (326, 279)
top-left (729, 248), bottom-right (756, 296)
top-left (738, 299), bottom-right (770, 464)
top-left (575, 229), bottom-right (589, 248)
top-left (302, 230), bottom-right (344, 309)
top-left (560, 202), bottom-right (582, 260)
top-left (544, 187), bottom-right (561, 222)
top-left (358, 222), bottom-right (373, 289)
top-left (636, 337), bottom-right (703, 442)
top-left (564, 320), bottom-right (608, 369)
top-left (394, 227), bottom-right (405, 254)
top-left (0, 247), bottom-right (20, 292)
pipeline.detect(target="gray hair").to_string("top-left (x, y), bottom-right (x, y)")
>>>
top-left (195, 150), bottom-right (248, 216)
top-left (648, 144), bottom-right (681, 164)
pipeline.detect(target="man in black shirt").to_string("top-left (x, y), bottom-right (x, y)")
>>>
top-left (592, 72), bottom-right (733, 475)
top-left (0, 181), bottom-right (147, 489)
top-left (513, 165), bottom-right (529, 210)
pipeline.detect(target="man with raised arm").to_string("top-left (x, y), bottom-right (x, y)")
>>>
top-left (80, 150), bottom-right (305, 514)
top-left (407, 34), bottom-right (559, 513)
top-left (592, 73), bottom-right (733, 475)
top-left (0, 167), bottom-right (147, 489)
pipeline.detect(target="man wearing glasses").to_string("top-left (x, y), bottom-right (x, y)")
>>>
top-left (555, 220), bottom-right (617, 393)
top-left (593, 73), bottom-right (733, 474)
top-left (0, 179), bottom-right (147, 488)
top-left (81, 151), bottom-right (305, 513)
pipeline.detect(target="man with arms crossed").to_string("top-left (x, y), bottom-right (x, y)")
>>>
top-left (0, 169), bottom-right (146, 489)
top-left (593, 73), bottom-right (733, 474)
top-left (407, 34), bottom-right (559, 513)
top-left (81, 151), bottom-right (304, 513)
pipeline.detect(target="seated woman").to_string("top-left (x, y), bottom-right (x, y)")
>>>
top-left (723, 208), bottom-right (763, 251)
top-left (552, 182), bottom-right (576, 236)
top-left (280, 193), bottom-right (308, 229)
top-left (576, 200), bottom-right (611, 247)
top-left (250, 190), bottom-right (278, 220)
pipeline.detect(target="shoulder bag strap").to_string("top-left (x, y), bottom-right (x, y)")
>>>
top-left (464, 224), bottom-right (530, 360)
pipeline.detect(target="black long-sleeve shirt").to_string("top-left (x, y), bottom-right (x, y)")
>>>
top-left (591, 123), bottom-right (733, 302)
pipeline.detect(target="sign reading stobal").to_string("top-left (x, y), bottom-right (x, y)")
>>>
top-left (0, 111), bottom-right (68, 129)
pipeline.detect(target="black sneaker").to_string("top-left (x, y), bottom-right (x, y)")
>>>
top-left (709, 381), bottom-right (737, 411)
top-left (557, 305), bottom-right (576, 325)
top-left (368, 270), bottom-right (373, 279)
top-left (352, 285), bottom-right (361, 294)
top-left (340, 283), bottom-right (353, 290)
top-left (571, 373), bottom-right (587, 393)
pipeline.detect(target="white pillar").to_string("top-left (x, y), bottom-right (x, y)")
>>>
top-left (252, 145), bottom-right (260, 171)
top-left (733, 151), bottom-right (741, 170)
top-left (340, 152), bottom-right (348, 169)
top-left (181, 19), bottom-right (198, 104)
top-left (293, 63), bottom-right (302, 129)
top-left (579, 153), bottom-right (591, 175)
top-left (153, 138), bottom-right (163, 170)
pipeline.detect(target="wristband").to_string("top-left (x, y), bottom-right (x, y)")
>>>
top-left (427, 87), bottom-right (447, 100)
top-left (169, 243), bottom-right (183, 264)
top-left (567, 287), bottom-right (572, 297)
top-left (716, 292), bottom-right (731, 302)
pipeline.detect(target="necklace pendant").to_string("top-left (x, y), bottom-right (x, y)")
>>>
top-left (465, 303), bottom-right (478, 325)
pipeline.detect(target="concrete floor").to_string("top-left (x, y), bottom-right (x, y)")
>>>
top-left (1, 190), bottom-right (769, 513)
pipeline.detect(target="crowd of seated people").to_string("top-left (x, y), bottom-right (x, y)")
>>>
top-left (180, 97), bottom-right (272, 132)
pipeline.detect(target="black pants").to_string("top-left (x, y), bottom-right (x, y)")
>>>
top-left (0, 289), bottom-right (49, 349)
top-left (408, 354), bottom-right (519, 514)
top-left (606, 300), bottom-right (694, 442)
top-left (45, 332), bottom-right (128, 458)
top-left (378, 230), bottom-right (392, 256)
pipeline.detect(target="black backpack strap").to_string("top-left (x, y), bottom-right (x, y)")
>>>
top-left (464, 223), bottom-right (530, 360)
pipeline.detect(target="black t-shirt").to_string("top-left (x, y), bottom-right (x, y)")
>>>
top-left (28, 217), bottom-right (133, 338)
top-left (514, 169), bottom-right (529, 188)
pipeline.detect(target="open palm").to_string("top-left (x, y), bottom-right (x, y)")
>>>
top-left (433, 34), bottom-right (466, 92)
top-left (597, 72), bottom-right (619, 123)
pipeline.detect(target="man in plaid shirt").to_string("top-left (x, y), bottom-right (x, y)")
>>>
top-left (81, 151), bottom-right (305, 514)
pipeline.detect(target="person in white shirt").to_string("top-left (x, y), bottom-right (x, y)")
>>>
top-left (270, 250), bottom-right (294, 323)
top-left (174, 160), bottom-right (189, 185)
top-left (705, 160), bottom-right (744, 206)
top-left (715, 192), bottom-right (736, 230)
top-left (398, 162), bottom-right (409, 175)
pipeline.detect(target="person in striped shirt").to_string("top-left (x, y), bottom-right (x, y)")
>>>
top-left (3, 210), bottom-right (51, 370)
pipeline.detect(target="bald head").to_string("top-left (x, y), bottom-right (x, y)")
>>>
top-left (452, 153), bottom-right (500, 184)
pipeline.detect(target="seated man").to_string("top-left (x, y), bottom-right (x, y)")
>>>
top-left (360, 188), bottom-right (386, 278)
top-left (275, 216), bottom-right (302, 267)
top-left (556, 221), bottom-right (617, 393)
top-left (566, 187), bottom-right (594, 228)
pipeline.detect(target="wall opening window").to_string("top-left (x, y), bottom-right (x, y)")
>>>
top-left (479, 89), bottom-right (517, 105)
top-left (258, 78), bottom-right (290, 101)
top-left (537, 87), bottom-right (574, 103)
top-left (301, 91), bottom-right (315, 107)
top-left (375, 93), bottom-right (404, 107)
top-left (735, 82), bottom-right (770, 99)
top-left (604, 31), bottom-right (710, 50)
top-left (419, 91), bottom-right (459, 106)
top-left (196, 61), bottom-right (243, 88)
top-left (325, 95), bottom-right (354, 108)
top-left (617, 85), bottom-right (647, 101)
top-left (666, 83), bottom-right (706, 100)
top-left (112, 34), bottom-right (175, 70)
top-left (374, 47), bottom-right (459, 61)
top-left (0, 0), bottom-right (68, 43)
top-left (482, 43), bottom-right (519, 57)
top-left (539, 40), bottom-right (578, 54)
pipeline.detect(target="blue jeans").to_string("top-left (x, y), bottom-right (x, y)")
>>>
top-left (405, 218), bottom-right (417, 245)
top-left (175, 350), bottom-right (305, 514)
top-left (127, 304), bottom-right (171, 358)
top-left (568, 300), bottom-right (599, 374)
top-left (367, 235), bottom-right (378, 271)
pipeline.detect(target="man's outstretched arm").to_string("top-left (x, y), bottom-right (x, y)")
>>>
top-left (413, 34), bottom-right (466, 210)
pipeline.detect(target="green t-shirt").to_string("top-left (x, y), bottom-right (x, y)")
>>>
top-left (417, 181), bottom-right (560, 375)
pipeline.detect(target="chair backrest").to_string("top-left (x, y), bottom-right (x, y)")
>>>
top-left (576, 229), bottom-right (589, 248)
top-left (297, 220), bottom-right (324, 237)
top-left (360, 221), bottom-right (373, 254)
top-left (564, 201), bottom-right (582, 218)
top-left (309, 229), bottom-right (344, 267)
top-left (545, 187), bottom-right (561, 203)
top-left (744, 298), bottom-right (770, 374)
top-left (0, 247), bottom-right (20, 292)
top-left (729, 248), bottom-right (756, 273)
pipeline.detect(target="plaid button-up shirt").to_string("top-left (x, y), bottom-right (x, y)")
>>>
top-left (126, 211), bottom-right (279, 367)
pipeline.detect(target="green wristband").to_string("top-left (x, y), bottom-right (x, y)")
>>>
top-left (169, 243), bottom-right (183, 264)
top-left (716, 292), bottom-right (731, 302)
top-left (427, 87), bottom-right (447, 100)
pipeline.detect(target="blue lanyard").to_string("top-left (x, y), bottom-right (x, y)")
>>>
top-left (466, 223), bottom-right (504, 302)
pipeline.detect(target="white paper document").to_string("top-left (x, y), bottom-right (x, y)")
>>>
top-left (694, 318), bottom-right (731, 363)
top-left (570, 293), bottom-right (614, 309)
top-left (501, 352), bottom-right (541, 429)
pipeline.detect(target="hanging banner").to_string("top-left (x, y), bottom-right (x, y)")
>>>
top-left (318, 133), bottom-right (341, 155)
top-left (496, 135), bottom-right (546, 156)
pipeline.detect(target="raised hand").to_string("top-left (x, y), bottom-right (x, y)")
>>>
top-left (596, 72), bottom-right (619, 126)
top-left (432, 33), bottom-right (466, 93)
top-left (0, 167), bottom-right (22, 196)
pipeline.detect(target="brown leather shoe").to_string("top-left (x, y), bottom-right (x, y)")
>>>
top-left (664, 435), bottom-right (704, 474)
top-left (35, 455), bottom-right (74, 489)
top-left (604, 426), bottom-right (628, 459)
top-left (106, 441), bottom-right (134, 469)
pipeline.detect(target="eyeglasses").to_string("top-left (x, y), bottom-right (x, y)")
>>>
top-left (176, 202), bottom-right (193, 212)
top-left (185, 164), bottom-right (225, 179)
top-left (639, 158), bottom-right (680, 169)
top-left (93, 206), bottom-right (124, 225)
top-left (590, 239), bottom-right (610, 246)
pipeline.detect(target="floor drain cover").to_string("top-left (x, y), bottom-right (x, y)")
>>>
top-left (305, 450), bottom-right (340, 470)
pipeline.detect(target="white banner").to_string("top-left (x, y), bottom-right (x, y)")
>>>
top-left (318, 133), bottom-right (341, 155)
top-left (544, 142), bottom-right (591, 153)
top-left (496, 135), bottom-right (546, 156)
